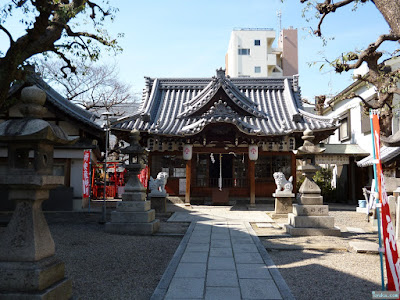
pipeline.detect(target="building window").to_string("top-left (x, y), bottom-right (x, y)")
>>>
top-left (238, 49), bottom-right (250, 55)
top-left (254, 66), bottom-right (261, 73)
top-left (254, 39), bottom-right (261, 46)
top-left (338, 111), bottom-right (351, 141)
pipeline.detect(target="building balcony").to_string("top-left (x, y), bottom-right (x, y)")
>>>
top-left (266, 54), bottom-right (277, 66)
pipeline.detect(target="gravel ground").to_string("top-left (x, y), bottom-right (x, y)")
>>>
top-left (0, 204), bottom-right (390, 300)
top-left (261, 206), bottom-right (385, 300)
top-left (13, 212), bottom-right (184, 300)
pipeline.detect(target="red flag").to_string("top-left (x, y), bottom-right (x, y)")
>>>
top-left (372, 113), bottom-right (400, 291)
top-left (82, 150), bottom-right (91, 198)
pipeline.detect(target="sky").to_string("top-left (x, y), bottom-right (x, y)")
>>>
top-left (0, 0), bottom-right (395, 103)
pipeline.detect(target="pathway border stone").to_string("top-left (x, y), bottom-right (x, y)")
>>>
top-left (151, 208), bottom-right (295, 300)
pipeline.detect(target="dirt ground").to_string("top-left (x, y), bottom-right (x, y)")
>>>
top-left (253, 206), bottom-right (386, 300)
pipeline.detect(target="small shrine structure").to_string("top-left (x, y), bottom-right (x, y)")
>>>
top-left (112, 69), bottom-right (337, 204)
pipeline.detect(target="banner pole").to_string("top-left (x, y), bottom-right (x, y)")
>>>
top-left (88, 151), bottom-right (91, 213)
top-left (370, 109), bottom-right (385, 291)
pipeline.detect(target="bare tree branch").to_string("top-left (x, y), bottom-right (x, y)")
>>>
top-left (0, 25), bottom-right (14, 45)
top-left (335, 33), bottom-right (400, 72)
top-left (87, 0), bottom-right (110, 18)
top-left (36, 59), bottom-right (137, 115)
top-left (0, 1), bottom-right (121, 111)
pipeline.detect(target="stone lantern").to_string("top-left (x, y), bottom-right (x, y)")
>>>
top-left (0, 85), bottom-right (75, 298)
top-left (285, 129), bottom-right (341, 236)
top-left (105, 130), bottom-right (160, 234)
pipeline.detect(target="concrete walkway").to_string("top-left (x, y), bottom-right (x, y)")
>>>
top-left (151, 206), bottom-right (295, 300)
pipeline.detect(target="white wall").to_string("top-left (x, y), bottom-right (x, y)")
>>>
top-left (70, 158), bottom-right (84, 198)
top-left (326, 84), bottom-right (376, 152)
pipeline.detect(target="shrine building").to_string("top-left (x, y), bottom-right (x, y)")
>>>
top-left (112, 69), bottom-right (336, 205)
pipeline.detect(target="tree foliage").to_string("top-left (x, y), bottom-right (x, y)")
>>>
top-left (300, 0), bottom-right (400, 135)
top-left (0, 0), bottom-right (122, 112)
top-left (36, 60), bottom-right (137, 115)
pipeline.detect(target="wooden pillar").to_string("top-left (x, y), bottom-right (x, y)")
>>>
top-left (291, 152), bottom-right (296, 193)
top-left (185, 159), bottom-right (192, 205)
top-left (249, 160), bottom-right (255, 206)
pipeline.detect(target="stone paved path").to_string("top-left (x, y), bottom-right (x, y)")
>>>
top-left (151, 206), bottom-right (295, 300)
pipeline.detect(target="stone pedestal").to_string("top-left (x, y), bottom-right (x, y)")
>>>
top-left (0, 85), bottom-right (73, 299)
top-left (285, 178), bottom-right (340, 236)
top-left (106, 200), bottom-right (160, 235)
top-left (150, 195), bottom-right (167, 213)
top-left (105, 130), bottom-right (159, 235)
top-left (272, 193), bottom-right (294, 218)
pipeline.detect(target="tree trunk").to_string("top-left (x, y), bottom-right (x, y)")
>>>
top-left (373, 0), bottom-right (400, 35)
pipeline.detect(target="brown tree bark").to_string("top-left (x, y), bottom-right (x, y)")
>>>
top-left (373, 0), bottom-right (400, 36)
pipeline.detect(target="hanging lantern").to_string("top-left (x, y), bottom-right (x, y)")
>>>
top-left (249, 145), bottom-right (258, 161)
top-left (183, 144), bottom-right (193, 160)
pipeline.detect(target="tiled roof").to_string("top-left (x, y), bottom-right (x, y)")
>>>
top-left (9, 74), bottom-right (103, 133)
top-left (357, 146), bottom-right (400, 167)
top-left (322, 144), bottom-right (370, 156)
top-left (113, 71), bottom-right (336, 137)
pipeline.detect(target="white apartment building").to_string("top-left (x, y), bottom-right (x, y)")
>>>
top-left (225, 27), bottom-right (298, 78)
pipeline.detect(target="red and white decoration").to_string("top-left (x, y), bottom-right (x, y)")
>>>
top-left (138, 165), bottom-right (149, 188)
top-left (248, 145), bottom-right (258, 161)
top-left (82, 150), bottom-right (91, 198)
top-left (183, 144), bottom-right (193, 160)
top-left (372, 112), bottom-right (400, 291)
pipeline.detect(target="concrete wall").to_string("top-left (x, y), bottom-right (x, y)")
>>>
top-left (279, 28), bottom-right (298, 77)
top-left (226, 29), bottom-right (281, 77)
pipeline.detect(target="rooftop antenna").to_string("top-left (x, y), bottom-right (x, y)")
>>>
top-left (277, 9), bottom-right (282, 33)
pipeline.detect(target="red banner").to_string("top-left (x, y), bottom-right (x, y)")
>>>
top-left (82, 150), bottom-right (91, 198)
top-left (372, 113), bottom-right (400, 291)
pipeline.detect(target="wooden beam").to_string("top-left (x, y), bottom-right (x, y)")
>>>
top-left (249, 160), bottom-right (255, 206)
top-left (185, 159), bottom-right (192, 204)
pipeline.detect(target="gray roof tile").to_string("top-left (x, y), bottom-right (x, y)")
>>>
top-left (113, 73), bottom-right (336, 137)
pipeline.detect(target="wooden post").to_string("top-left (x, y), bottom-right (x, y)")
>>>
top-left (249, 160), bottom-right (255, 206)
top-left (185, 159), bottom-right (191, 205)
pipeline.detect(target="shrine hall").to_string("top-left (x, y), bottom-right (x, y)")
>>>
top-left (111, 69), bottom-right (336, 205)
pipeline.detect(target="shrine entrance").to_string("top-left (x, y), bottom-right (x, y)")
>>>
top-left (209, 154), bottom-right (233, 188)
top-left (193, 153), bottom-right (248, 189)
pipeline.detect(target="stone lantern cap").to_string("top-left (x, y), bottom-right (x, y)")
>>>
top-left (293, 129), bottom-right (325, 156)
top-left (121, 130), bottom-right (145, 155)
top-left (0, 85), bottom-right (76, 145)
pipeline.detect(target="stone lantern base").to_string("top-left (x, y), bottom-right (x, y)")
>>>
top-left (285, 194), bottom-right (341, 236)
top-left (0, 257), bottom-right (72, 299)
top-left (105, 200), bottom-right (160, 235)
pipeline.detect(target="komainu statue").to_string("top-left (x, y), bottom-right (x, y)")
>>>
top-left (149, 172), bottom-right (169, 196)
top-left (273, 172), bottom-right (293, 194)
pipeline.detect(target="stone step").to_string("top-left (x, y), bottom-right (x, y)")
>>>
top-left (110, 209), bottom-right (156, 223)
top-left (105, 219), bottom-right (160, 235)
top-left (116, 200), bottom-right (151, 212)
top-left (288, 214), bottom-right (335, 228)
top-left (297, 195), bottom-right (323, 205)
top-left (285, 224), bottom-right (341, 236)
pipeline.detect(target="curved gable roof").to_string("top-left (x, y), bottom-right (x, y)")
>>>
top-left (8, 73), bottom-right (103, 136)
top-left (113, 70), bottom-right (336, 138)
